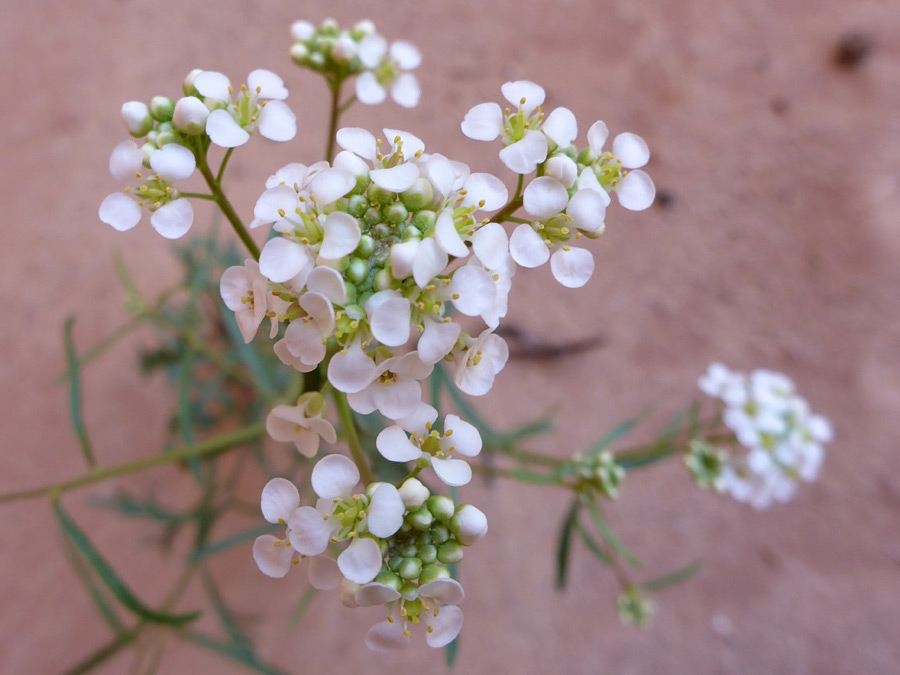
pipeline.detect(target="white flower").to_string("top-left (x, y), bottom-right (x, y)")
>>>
top-left (347, 351), bottom-right (433, 420)
top-left (219, 259), bottom-right (269, 344)
top-left (194, 69), bottom-right (296, 147)
top-left (281, 292), bottom-right (335, 368)
top-left (453, 328), bottom-right (509, 396)
top-left (584, 120), bottom-right (655, 211)
top-left (356, 37), bottom-right (422, 108)
top-left (251, 478), bottom-right (341, 589)
top-left (265, 398), bottom-right (337, 458)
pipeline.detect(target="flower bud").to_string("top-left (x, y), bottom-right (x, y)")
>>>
top-left (427, 495), bottom-right (455, 522)
top-left (352, 20), bottom-right (376, 39)
top-left (398, 477), bottom-right (429, 509)
top-left (291, 20), bottom-right (316, 42)
top-left (150, 96), bottom-right (175, 122)
top-left (437, 541), bottom-right (464, 564)
top-left (290, 43), bottom-right (309, 65)
top-left (182, 69), bottom-right (203, 97)
top-left (355, 233), bottom-right (376, 257)
top-left (450, 504), bottom-right (488, 546)
top-left (387, 556), bottom-right (404, 572)
top-left (419, 563), bottom-right (449, 586)
top-left (430, 524), bottom-right (450, 544)
top-left (410, 209), bottom-right (436, 233)
top-left (367, 183), bottom-right (395, 205)
top-left (172, 96), bottom-right (210, 136)
top-left (121, 101), bottom-right (153, 138)
top-left (374, 570), bottom-right (402, 591)
top-left (347, 195), bottom-right (369, 219)
top-left (320, 17), bottom-right (339, 35)
top-left (332, 35), bottom-right (358, 62)
top-left (384, 202), bottom-right (409, 225)
top-left (401, 178), bottom-right (434, 211)
top-left (407, 506), bottom-right (433, 530)
top-left (418, 544), bottom-right (437, 564)
top-left (398, 557), bottom-right (422, 580)
top-left (374, 268), bottom-right (393, 291)
top-left (346, 257), bottom-right (367, 283)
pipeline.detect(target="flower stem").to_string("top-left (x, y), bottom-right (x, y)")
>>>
top-left (325, 78), bottom-right (345, 164)
top-left (0, 423), bottom-right (266, 503)
top-left (492, 174), bottom-right (524, 223)
top-left (333, 390), bottom-right (374, 485)
top-left (196, 155), bottom-right (260, 260)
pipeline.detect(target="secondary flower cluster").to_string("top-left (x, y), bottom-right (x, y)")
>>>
top-left (99, 69), bottom-right (296, 238)
top-left (252, 460), bottom-right (487, 653)
top-left (696, 363), bottom-right (833, 509)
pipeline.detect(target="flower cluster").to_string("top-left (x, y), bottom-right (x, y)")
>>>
top-left (697, 363), bottom-right (833, 509)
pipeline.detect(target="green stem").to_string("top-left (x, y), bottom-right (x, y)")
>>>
top-left (178, 192), bottom-right (216, 201)
top-left (0, 423), bottom-right (266, 503)
top-left (325, 78), bottom-right (345, 163)
top-left (333, 390), bottom-right (374, 485)
top-left (492, 174), bottom-right (524, 223)
top-left (196, 156), bottom-right (260, 260)
top-left (215, 147), bottom-right (235, 184)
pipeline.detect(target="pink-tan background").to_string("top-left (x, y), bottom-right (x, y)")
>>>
top-left (2, 1), bottom-right (899, 673)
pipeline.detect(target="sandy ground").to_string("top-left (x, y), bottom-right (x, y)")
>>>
top-left (1, 1), bottom-right (899, 673)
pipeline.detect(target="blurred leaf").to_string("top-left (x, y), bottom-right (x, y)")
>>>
top-left (189, 524), bottom-right (278, 564)
top-left (177, 631), bottom-right (290, 675)
top-left (573, 517), bottom-right (612, 565)
top-left (640, 560), bottom-right (703, 592)
top-left (203, 569), bottom-right (252, 651)
top-left (585, 409), bottom-right (651, 459)
top-left (616, 444), bottom-right (676, 470)
top-left (61, 535), bottom-right (124, 634)
top-left (91, 493), bottom-right (190, 526)
top-left (113, 250), bottom-right (144, 313)
top-left (218, 299), bottom-right (279, 399)
top-left (506, 468), bottom-right (560, 485)
top-left (63, 630), bottom-right (139, 675)
top-left (445, 635), bottom-right (459, 667)
top-left (689, 400), bottom-right (701, 438)
top-left (64, 317), bottom-right (96, 468)
top-left (288, 586), bottom-right (318, 628)
top-left (54, 498), bottom-right (201, 626)
top-left (555, 499), bottom-right (579, 589)
top-left (585, 501), bottom-right (642, 568)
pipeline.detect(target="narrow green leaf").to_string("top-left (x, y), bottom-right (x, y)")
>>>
top-left (113, 250), bottom-right (144, 312)
top-left (189, 524), bottom-right (278, 564)
top-left (573, 517), bottom-right (612, 565)
top-left (585, 409), bottom-right (652, 459)
top-left (288, 586), bottom-right (318, 628)
top-left (639, 560), bottom-right (703, 592)
top-left (203, 569), bottom-right (252, 650)
top-left (54, 498), bottom-right (201, 626)
top-left (64, 317), bottom-right (96, 468)
top-left (688, 400), bottom-right (701, 438)
top-left (445, 635), bottom-right (459, 667)
top-left (63, 630), bottom-right (139, 675)
top-left (506, 468), bottom-right (561, 485)
top-left (91, 493), bottom-right (189, 526)
top-left (177, 631), bottom-right (290, 675)
top-left (555, 499), bottom-right (580, 589)
top-left (585, 502), bottom-right (643, 568)
top-left (616, 444), bottom-right (676, 470)
top-left (61, 536), bottom-right (124, 634)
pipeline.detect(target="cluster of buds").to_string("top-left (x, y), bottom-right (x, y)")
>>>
top-left (696, 363), bottom-right (833, 509)
top-left (571, 450), bottom-right (626, 499)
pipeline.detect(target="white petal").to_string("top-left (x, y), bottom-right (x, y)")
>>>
top-left (550, 247), bottom-right (594, 288)
top-left (396, 403), bottom-right (438, 433)
top-left (150, 200), bottom-right (193, 239)
top-left (419, 578), bottom-right (465, 605)
top-left (366, 620), bottom-right (411, 653)
top-left (287, 506), bottom-right (333, 555)
top-left (149, 144), bottom-right (196, 182)
top-left (446, 266), bottom-right (495, 317)
top-left (328, 342), bottom-right (377, 393)
top-left (425, 605), bottom-right (463, 648)
top-left (461, 173), bottom-right (509, 211)
top-left (443, 415), bottom-right (482, 456)
top-left (298, 291), bottom-right (335, 330)
top-left (307, 555), bottom-right (341, 590)
top-left (252, 535), bottom-right (294, 578)
top-left (577, 167), bottom-right (611, 205)
top-left (612, 132), bottom-right (650, 169)
top-left (248, 69), bottom-right (288, 100)
top-left (219, 265), bottom-right (250, 311)
top-left (367, 484), bottom-right (405, 537)
top-left (338, 537), bottom-right (382, 584)
top-left (431, 457), bottom-right (472, 486)
top-left (194, 70), bottom-right (231, 101)
top-left (367, 291), bottom-right (412, 347)
top-left (471, 222), bottom-right (509, 270)
top-left (460, 102), bottom-right (503, 142)
top-left (390, 74), bottom-right (420, 108)
top-left (523, 176), bottom-right (569, 219)
top-left (435, 211), bottom-right (468, 257)
top-left (390, 41), bottom-right (422, 70)
top-left (545, 155), bottom-right (578, 189)
top-left (99, 193), bottom-right (141, 232)
top-left (309, 168), bottom-right (355, 205)
top-left (616, 170), bottom-right (656, 211)
top-left (336, 127), bottom-right (378, 160)
top-left (383, 129), bottom-right (425, 157)
top-left (376, 426), bottom-right (423, 462)
top-left (319, 211), bottom-right (361, 259)
top-left (356, 72), bottom-right (387, 105)
top-left (283, 319), bottom-right (326, 365)
top-left (359, 34), bottom-right (388, 68)
top-left (109, 141), bottom-right (143, 180)
top-left (567, 188), bottom-right (607, 233)
top-left (418, 318), bottom-right (461, 365)
top-left (311, 454), bottom-right (360, 500)
top-left (260, 477), bottom-right (301, 524)
top-left (509, 224), bottom-right (550, 268)
top-left (253, 185), bottom-right (298, 224)
top-left (413, 239), bottom-right (449, 288)
top-left (373, 379), bottom-right (423, 420)
top-left (424, 154), bottom-right (456, 197)
top-left (542, 107), bottom-right (578, 148)
top-left (291, 20), bottom-right (315, 41)
top-left (499, 130), bottom-right (548, 174)
top-left (259, 238), bottom-right (310, 283)
top-left (501, 81), bottom-right (545, 114)
top-left (355, 583), bottom-right (401, 607)
top-left (370, 163), bottom-right (419, 192)
top-left (390, 240), bottom-right (419, 279)
top-left (306, 265), bottom-right (347, 305)
top-left (206, 109), bottom-right (250, 148)
top-left (258, 100), bottom-right (297, 142)
top-left (333, 150), bottom-right (370, 178)
top-left (453, 505), bottom-right (489, 545)
top-left (587, 120), bottom-right (609, 155)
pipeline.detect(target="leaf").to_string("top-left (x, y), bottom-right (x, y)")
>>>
top-left (189, 524), bottom-right (278, 564)
top-left (555, 499), bottom-right (580, 589)
top-left (584, 409), bottom-right (651, 459)
top-left (113, 250), bottom-right (144, 313)
top-left (63, 630), bottom-right (139, 675)
top-left (54, 498), bottom-right (201, 626)
top-left (506, 468), bottom-right (561, 485)
top-left (91, 493), bottom-right (190, 526)
top-left (203, 570), bottom-right (253, 651)
top-left (64, 317), bottom-right (96, 468)
top-left (573, 517), bottom-right (612, 565)
top-left (639, 560), bottom-right (703, 592)
top-left (585, 501), bottom-right (643, 568)
top-left (288, 586), bottom-right (318, 628)
top-left (177, 631), bottom-right (290, 675)
top-left (219, 297), bottom-right (279, 399)
top-left (61, 535), bottom-right (124, 634)
top-left (616, 444), bottom-right (676, 470)
top-left (445, 634), bottom-right (459, 668)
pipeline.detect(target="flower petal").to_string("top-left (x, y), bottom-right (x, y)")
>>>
top-left (306, 265), bottom-right (347, 305)
top-left (616, 169), bottom-right (656, 211)
top-left (390, 74), bottom-right (420, 108)
top-left (338, 537), bottom-right (382, 584)
top-left (252, 535), bottom-right (294, 578)
top-left (542, 107), bottom-right (578, 148)
top-left (259, 238), bottom-right (310, 283)
top-left (370, 163), bottom-right (419, 192)
top-left (612, 132), bottom-right (650, 169)
top-left (461, 173), bottom-right (509, 212)
top-left (150, 200), bottom-right (193, 239)
top-left (366, 290), bottom-right (411, 347)
top-left (287, 506), bottom-right (333, 555)
top-left (337, 127), bottom-right (378, 161)
top-left (311, 454), bottom-right (360, 500)
top-left (99, 193), bottom-right (141, 232)
top-left (328, 342), bottom-right (377, 393)
top-left (435, 211), bottom-right (468, 257)
top-left (359, 34), bottom-right (388, 68)
top-left (413, 238), bottom-right (449, 288)
top-left (471, 222), bottom-right (509, 270)
top-left (419, 578), bottom-right (465, 605)
top-left (445, 266), bottom-right (495, 317)
top-left (149, 143), bottom-right (196, 182)
top-left (431, 457), bottom-right (472, 486)
top-left (498, 130), bottom-right (548, 174)
top-left (509, 224), bottom-right (549, 268)
top-left (550, 247), bottom-right (594, 288)
top-left (109, 141), bottom-right (143, 180)
top-left (307, 555), bottom-right (341, 590)
top-left (206, 109), bottom-right (250, 148)
top-left (194, 70), bottom-right (231, 101)
top-left (366, 619), bottom-right (411, 653)
top-left (523, 176), bottom-right (569, 219)
top-left (587, 120), bottom-right (609, 155)
top-left (258, 100), bottom-right (297, 142)
top-left (248, 69), bottom-right (288, 100)
top-left (567, 188), bottom-right (607, 233)
top-left (418, 318), bottom-right (461, 365)
top-left (319, 211), bottom-right (361, 259)
top-left (390, 40), bottom-right (422, 70)
top-left (460, 102), bottom-right (503, 142)
top-left (309, 167), bottom-right (355, 206)
top-left (356, 71), bottom-right (387, 105)
top-left (260, 477), bottom-right (301, 524)
top-left (443, 415), bottom-right (482, 456)
top-left (367, 484), bottom-right (405, 538)
top-left (501, 81), bottom-right (545, 114)
top-left (425, 605), bottom-right (463, 648)
top-left (355, 583), bottom-right (401, 607)
top-left (376, 426), bottom-right (423, 462)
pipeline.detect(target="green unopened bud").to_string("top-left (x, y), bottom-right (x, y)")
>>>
top-left (398, 543), bottom-right (417, 558)
top-left (427, 495), bottom-right (455, 522)
top-left (355, 234), bottom-right (376, 257)
top-left (384, 202), bottom-right (409, 225)
top-left (374, 570), bottom-right (402, 591)
top-left (398, 557), bottom-right (422, 580)
top-left (437, 541), bottom-right (464, 564)
top-left (121, 101), bottom-right (153, 137)
top-left (450, 504), bottom-right (488, 545)
top-left (402, 226), bottom-right (421, 242)
top-left (415, 531), bottom-right (432, 547)
top-left (401, 178), bottom-right (434, 211)
top-left (399, 477), bottom-right (430, 509)
top-left (346, 257), bottom-right (367, 283)
top-left (140, 143), bottom-right (155, 164)
top-left (418, 544), bottom-right (437, 564)
top-left (347, 195), bottom-right (369, 218)
top-left (363, 207), bottom-right (382, 226)
top-left (182, 69), bottom-right (203, 97)
top-left (410, 209), bottom-right (437, 233)
top-left (367, 184), bottom-right (395, 205)
top-left (419, 563), bottom-right (450, 585)
top-left (308, 52), bottom-right (326, 69)
top-left (320, 17), bottom-right (339, 35)
top-left (297, 391), bottom-right (328, 417)
top-left (290, 43), bottom-right (309, 65)
top-left (365, 482), bottom-right (386, 499)
top-left (430, 524), bottom-right (450, 544)
top-left (154, 129), bottom-right (177, 147)
top-left (149, 96), bottom-right (175, 122)
top-left (374, 268), bottom-right (393, 291)
top-left (387, 556), bottom-right (404, 572)
top-left (407, 506), bottom-right (433, 530)
top-left (352, 19), bottom-right (376, 39)
top-left (172, 96), bottom-right (209, 135)
top-left (399, 582), bottom-right (419, 601)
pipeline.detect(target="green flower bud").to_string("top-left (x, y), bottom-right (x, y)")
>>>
top-left (121, 101), bottom-right (153, 138)
top-left (399, 582), bottom-right (419, 601)
top-left (402, 226), bottom-right (421, 242)
top-left (352, 19), bottom-right (376, 39)
top-left (418, 544), bottom-right (437, 564)
top-left (172, 96), bottom-right (209, 135)
top-left (154, 130), bottom-right (178, 147)
top-left (347, 195), bottom-right (369, 219)
top-left (399, 477), bottom-right (430, 509)
top-left (401, 178), bottom-right (434, 211)
top-left (387, 556), bottom-right (404, 572)
top-left (407, 506), bottom-right (433, 530)
top-left (356, 234), bottom-right (376, 258)
top-left (346, 257), bottom-right (367, 283)
top-left (437, 541), bottom-right (464, 564)
top-left (308, 52), bottom-right (326, 69)
top-left (320, 17), bottom-right (339, 35)
top-left (383, 202), bottom-right (409, 225)
top-left (398, 543), bottom-right (418, 559)
top-left (367, 184), bottom-right (396, 205)
top-left (430, 524), bottom-right (450, 544)
top-left (290, 43), bottom-right (309, 65)
top-left (419, 563), bottom-right (450, 585)
top-left (427, 495), bottom-right (455, 522)
top-left (398, 557), bottom-right (423, 581)
top-left (363, 207), bottom-right (382, 226)
top-left (149, 96), bottom-right (175, 122)
top-left (410, 209), bottom-right (437, 233)
top-left (352, 172), bottom-right (371, 194)
top-left (182, 69), bottom-right (203, 97)
top-left (415, 531), bottom-right (432, 547)
top-left (374, 268), bottom-right (393, 291)
top-left (374, 570), bottom-right (402, 591)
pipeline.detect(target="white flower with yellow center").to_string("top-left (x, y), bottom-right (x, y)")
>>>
top-left (219, 259), bottom-right (269, 344)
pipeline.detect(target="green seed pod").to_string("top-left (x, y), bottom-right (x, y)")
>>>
top-left (427, 495), bottom-right (455, 522)
top-left (383, 202), bottom-right (409, 225)
top-left (407, 505), bottom-right (433, 531)
top-left (419, 563), bottom-right (450, 585)
top-left (415, 531), bottom-right (432, 547)
top-left (437, 541), bottom-right (464, 564)
top-left (400, 178), bottom-right (434, 211)
top-left (398, 557), bottom-right (423, 581)
top-left (410, 209), bottom-right (436, 233)
top-left (418, 544), bottom-right (437, 564)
